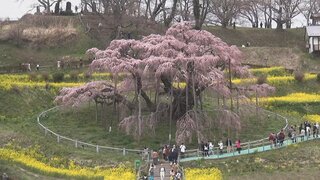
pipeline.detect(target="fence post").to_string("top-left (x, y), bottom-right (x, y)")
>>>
top-left (57, 135), bottom-right (60, 143)
top-left (248, 142), bottom-right (250, 154)
top-left (75, 140), bottom-right (78, 148)
top-left (123, 148), bottom-right (126, 156)
top-left (96, 145), bottom-right (99, 153)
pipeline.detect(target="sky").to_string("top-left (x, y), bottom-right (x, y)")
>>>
top-left (0, 0), bottom-right (81, 20)
top-left (0, 0), bottom-right (307, 28)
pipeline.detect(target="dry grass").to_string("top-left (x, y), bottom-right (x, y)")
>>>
top-left (242, 47), bottom-right (301, 70)
top-left (0, 15), bottom-right (78, 47)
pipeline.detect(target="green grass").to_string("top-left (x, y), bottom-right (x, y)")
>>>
top-left (205, 26), bottom-right (305, 48)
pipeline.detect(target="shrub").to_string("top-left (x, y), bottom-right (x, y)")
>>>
top-left (69, 71), bottom-right (79, 81)
top-left (84, 71), bottom-right (92, 79)
top-left (41, 72), bottom-right (50, 82)
top-left (256, 74), bottom-right (267, 85)
top-left (317, 73), bottom-right (320, 83)
top-left (28, 72), bottom-right (38, 81)
top-left (294, 71), bottom-right (304, 82)
top-left (52, 72), bottom-right (64, 82)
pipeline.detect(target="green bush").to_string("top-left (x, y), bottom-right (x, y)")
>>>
top-left (52, 72), bottom-right (64, 82)
top-left (69, 71), bottom-right (79, 81)
top-left (41, 72), bottom-right (50, 82)
top-left (256, 74), bottom-right (267, 85)
top-left (317, 73), bottom-right (320, 83)
top-left (294, 71), bottom-right (304, 82)
top-left (28, 72), bottom-right (38, 81)
top-left (84, 71), bottom-right (92, 79)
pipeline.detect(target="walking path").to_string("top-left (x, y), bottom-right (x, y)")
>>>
top-left (180, 135), bottom-right (319, 162)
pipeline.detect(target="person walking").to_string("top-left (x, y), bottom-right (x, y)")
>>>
top-left (268, 133), bottom-right (275, 148)
top-left (278, 129), bottom-right (285, 146)
top-left (218, 140), bottom-right (223, 154)
top-left (208, 141), bottom-right (214, 155)
top-left (236, 139), bottom-right (241, 154)
top-left (226, 138), bottom-right (232, 153)
top-left (159, 165), bottom-right (166, 180)
top-left (149, 164), bottom-right (155, 180)
top-left (179, 143), bottom-right (186, 158)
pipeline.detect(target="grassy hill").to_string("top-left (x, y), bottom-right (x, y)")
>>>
top-left (1, 15), bottom-right (320, 179)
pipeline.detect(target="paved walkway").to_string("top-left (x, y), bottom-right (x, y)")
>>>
top-left (180, 135), bottom-right (319, 162)
top-left (153, 162), bottom-right (172, 180)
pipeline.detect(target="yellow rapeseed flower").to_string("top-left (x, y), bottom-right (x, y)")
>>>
top-left (0, 148), bottom-right (135, 180)
top-left (185, 167), bottom-right (222, 180)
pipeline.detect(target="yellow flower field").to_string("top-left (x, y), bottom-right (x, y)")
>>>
top-left (233, 74), bottom-right (316, 85)
top-left (260, 93), bottom-right (320, 104)
top-left (185, 167), bottom-right (222, 180)
top-left (303, 115), bottom-right (320, 123)
top-left (0, 148), bottom-right (135, 180)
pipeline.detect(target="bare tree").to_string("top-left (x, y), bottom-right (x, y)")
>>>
top-left (178, 0), bottom-right (193, 21)
top-left (240, 0), bottom-right (261, 28)
top-left (208, 0), bottom-right (240, 28)
top-left (259, 0), bottom-right (273, 28)
top-left (283, 0), bottom-right (303, 28)
top-left (299, 0), bottom-right (320, 25)
top-left (193, 0), bottom-right (209, 29)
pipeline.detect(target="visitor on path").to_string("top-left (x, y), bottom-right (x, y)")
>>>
top-left (175, 171), bottom-right (182, 180)
top-left (159, 165), bottom-right (166, 180)
top-left (306, 122), bottom-right (311, 138)
top-left (269, 133), bottom-right (275, 148)
top-left (316, 123), bottom-right (319, 137)
top-left (162, 145), bottom-right (168, 160)
top-left (170, 169), bottom-right (175, 180)
top-left (203, 143), bottom-right (209, 157)
top-left (313, 123), bottom-right (317, 138)
top-left (179, 143), bottom-right (186, 158)
top-left (218, 140), bottom-right (223, 154)
top-left (236, 139), bottom-right (241, 154)
top-left (278, 129), bottom-right (285, 146)
top-left (226, 138), bottom-right (232, 153)
top-left (36, 64), bottom-right (40, 71)
top-left (209, 141), bottom-right (214, 155)
top-left (149, 164), bottom-right (155, 180)
top-left (152, 150), bottom-right (159, 165)
top-left (291, 129), bottom-right (296, 143)
top-left (165, 145), bottom-right (170, 161)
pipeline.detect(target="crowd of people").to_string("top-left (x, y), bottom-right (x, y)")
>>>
top-left (269, 121), bottom-right (319, 148)
top-left (143, 121), bottom-right (319, 179)
top-left (199, 138), bottom-right (242, 156)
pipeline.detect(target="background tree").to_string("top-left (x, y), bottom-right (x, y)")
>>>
top-left (208, 0), bottom-right (240, 28)
top-left (240, 0), bottom-right (261, 28)
top-left (193, 0), bottom-right (209, 29)
top-left (299, 0), bottom-right (320, 25)
top-left (283, 0), bottom-right (303, 28)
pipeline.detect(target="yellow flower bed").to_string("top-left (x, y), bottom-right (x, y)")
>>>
top-left (233, 74), bottom-right (317, 85)
top-left (303, 115), bottom-right (320, 123)
top-left (185, 167), bottom-right (222, 180)
top-left (0, 148), bottom-right (135, 179)
top-left (260, 93), bottom-right (320, 104)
